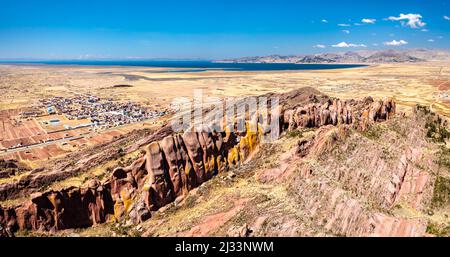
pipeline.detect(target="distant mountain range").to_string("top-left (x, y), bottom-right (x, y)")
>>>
top-left (215, 49), bottom-right (450, 64)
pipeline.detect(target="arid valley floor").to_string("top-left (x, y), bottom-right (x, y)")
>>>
top-left (1, 62), bottom-right (449, 167)
top-left (2, 62), bottom-right (450, 116)
top-left (0, 62), bottom-right (449, 237)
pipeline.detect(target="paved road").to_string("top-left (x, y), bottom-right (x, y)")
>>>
top-left (0, 118), bottom-right (162, 156)
top-left (0, 135), bottom-right (84, 155)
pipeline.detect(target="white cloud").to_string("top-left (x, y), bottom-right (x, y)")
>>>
top-left (338, 23), bottom-right (351, 27)
top-left (362, 18), bottom-right (376, 24)
top-left (428, 39), bottom-right (435, 42)
top-left (342, 30), bottom-right (350, 34)
top-left (444, 16), bottom-right (450, 21)
top-left (421, 29), bottom-right (429, 32)
top-left (373, 43), bottom-right (379, 46)
top-left (322, 19), bottom-right (328, 23)
top-left (332, 42), bottom-right (367, 48)
top-left (354, 23), bottom-right (362, 26)
top-left (313, 44), bottom-right (326, 48)
top-left (383, 40), bottom-right (408, 46)
top-left (386, 13), bottom-right (426, 29)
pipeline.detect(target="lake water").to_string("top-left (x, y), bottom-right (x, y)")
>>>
top-left (1, 60), bottom-right (367, 72)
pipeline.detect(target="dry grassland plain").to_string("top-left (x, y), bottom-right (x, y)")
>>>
top-left (1, 62), bottom-right (449, 114)
top-left (0, 62), bottom-right (449, 166)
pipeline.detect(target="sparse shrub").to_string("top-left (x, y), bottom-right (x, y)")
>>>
top-left (426, 222), bottom-right (449, 237)
top-left (425, 121), bottom-right (438, 140)
top-left (431, 176), bottom-right (450, 209)
top-left (111, 222), bottom-right (133, 237)
top-left (361, 125), bottom-right (382, 140)
top-left (416, 105), bottom-right (431, 115)
top-left (286, 129), bottom-right (303, 138)
top-left (424, 116), bottom-right (450, 143)
top-left (437, 147), bottom-right (450, 170)
top-left (183, 195), bottom-right (198, 209)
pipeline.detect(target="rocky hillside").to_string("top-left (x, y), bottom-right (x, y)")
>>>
top-left (216, 49), bottom-right (450, 64)
top-left (0, 88), bottom-right (449, 237)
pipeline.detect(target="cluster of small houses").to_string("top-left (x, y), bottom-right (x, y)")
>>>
top-left (2, 95), bottom-right (167, 152)
top-left (38, 95), bottom-right (166, 128)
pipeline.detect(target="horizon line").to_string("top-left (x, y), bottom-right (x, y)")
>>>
top-left (0, 47), bottom-right (448, 62)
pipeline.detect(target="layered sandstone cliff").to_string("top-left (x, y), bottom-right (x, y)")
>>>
top-left (0, 89), bottom-right (399, 234)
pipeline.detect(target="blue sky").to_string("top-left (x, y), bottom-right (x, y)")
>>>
top-left (0, 0), bottom-right (449, 59)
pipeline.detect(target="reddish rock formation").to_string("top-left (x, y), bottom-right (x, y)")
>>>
top-left (283, 97), bottom-right (395, 132)
top-left (0, 128), bottom-right (153, 201)
top-left (0, 184), bottom-right (114, 232)
top-left (0, 89), bottom-right (398, 234)
top-left (159, 135), bottom-right (191, 195)
top-left (0, 160), bottom-right (29, 179)
top-left (267, 107), bottom-right (440, 237)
